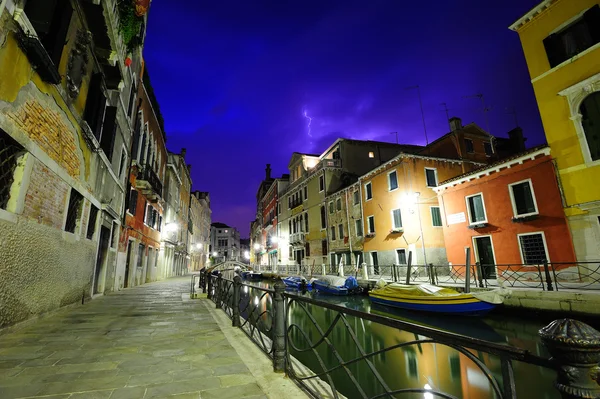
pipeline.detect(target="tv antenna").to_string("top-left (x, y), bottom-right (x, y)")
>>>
top-left (440, 103), bottom-right (451, 131)
top-left (405, 85), bottom-right (429, 146)
top-left (464, 93), bottom-right (492, 134)
top-left (506, 106), bottom-right (519, 128)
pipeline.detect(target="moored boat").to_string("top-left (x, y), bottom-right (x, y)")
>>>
top-left (241, 271), bottom-right (263, 280)
top-left (282, 276), bottom-right (313, 291)
top-left (312, 276), bottom-right (361, 296)
top-left (368, 282), bottom-right (507, 316)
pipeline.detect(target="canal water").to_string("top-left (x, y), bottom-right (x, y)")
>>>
top-left (239, 279), bottom-right (600, 399)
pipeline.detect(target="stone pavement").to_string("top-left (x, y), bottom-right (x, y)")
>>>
top-left (0, 276), bottom-right (301, 399)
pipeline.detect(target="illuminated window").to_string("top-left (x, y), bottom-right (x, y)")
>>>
top-left (368, 151), bottom-right (374, 158)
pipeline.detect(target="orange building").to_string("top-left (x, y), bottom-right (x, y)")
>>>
top-left (434, 146), bottom-right (576, 279)
top-left (360, 153), bottom-right (481, 271)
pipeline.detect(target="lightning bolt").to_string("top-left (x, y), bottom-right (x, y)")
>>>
top-left (303, 108), bottom-right (313, 137)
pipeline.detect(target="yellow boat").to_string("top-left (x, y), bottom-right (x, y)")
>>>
top-left (368, 283), bottom-right (506, 316)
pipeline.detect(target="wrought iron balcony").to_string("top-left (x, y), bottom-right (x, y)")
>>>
top-left (136, 166), bottom-right (163, 201)
top-left (16, 31), bottom-right (60, 84)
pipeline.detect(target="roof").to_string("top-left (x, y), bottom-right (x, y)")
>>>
top-left (437, 145), bottom-right (550, 188)
top-left (211, 222), bottom-right (230, 228)
top-left (319, 137), bottom-right (424, 159)
top-left (424, 122), bottom-right (492, 149)
top-left (509, 0), bottom-right (554, 31)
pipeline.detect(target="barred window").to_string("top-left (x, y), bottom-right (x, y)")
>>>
top-left (0, 130), bottom-right (25, 210)
top-left (128, 189), bottom-right (138, 215)
top-left (86, 205), bottom-right (99, 239)
top-left (64, 189), bottom-right (83, 233)
top-left (519, 233), bottom-right (548, 265)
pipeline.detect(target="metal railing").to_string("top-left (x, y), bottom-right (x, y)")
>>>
top-left (201, 271), bottom-right (600, 399)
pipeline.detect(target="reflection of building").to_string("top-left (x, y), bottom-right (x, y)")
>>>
top-left (240, 238), bottom-right (251, 263)
top-left (510, 1), bottom-right (600, 261)
top-left (436, 146), bottom-right (576, 277)
top-left (189, 191), bottom-right (211, 270)
top-left (210, 222), bottom-right (241, 263)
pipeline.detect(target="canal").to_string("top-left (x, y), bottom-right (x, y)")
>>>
top-left (235, 278), bottom-right (600, 399)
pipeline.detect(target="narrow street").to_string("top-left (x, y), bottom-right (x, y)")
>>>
top-left (0, 277), bottom-right (268, 399)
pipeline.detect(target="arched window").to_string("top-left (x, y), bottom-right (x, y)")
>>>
top-left (299, 214), bottom-right (303, 232)
top-left (581, 92), bottom-right (600, 161)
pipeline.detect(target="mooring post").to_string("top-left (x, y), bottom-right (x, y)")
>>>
top-left (207, 273), bottom-right (213, 299)
top-left (232, 275), bottom-right (242, 327)
top-left (361, 262), bottom-right (369, 281)
top-left (322, 264), bottom-right (326, 276)
top-left (272, 280), bottom-right (286, 373)
top-left (540, 319), bottom-right (600, 399)
top-left (464, 247), bottom-right (471, 294)
top-left (405, 252), bottom-right (412, 285)
top-left (216, 274), bottom-right (223, 309)
top-left (543, 260), bottom-right (554, 291)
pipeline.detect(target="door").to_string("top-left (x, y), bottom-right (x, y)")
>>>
top-left (94, 226), bottom-right (110, 294)
top-left (474, 236), bottom-right (496, 279)
top-left (124, 241), bottom-right (133, 288)
top-left (371, 252), bottom-right (379, 275)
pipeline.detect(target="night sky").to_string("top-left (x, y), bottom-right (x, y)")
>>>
top-left (144, 0), bottom-right (544, 237)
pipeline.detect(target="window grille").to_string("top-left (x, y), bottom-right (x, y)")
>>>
top-left (0, 131), bottom-right (25, 210)
top-left (519, 234), bottom-right (547, 265)
top-left (65, 189), bottom-right (83, 233)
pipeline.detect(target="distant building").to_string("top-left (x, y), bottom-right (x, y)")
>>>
top-left (210, 222), bottom-right (241, 263)
top-left (189, 191), bottom-right (211, 271)
top-left (510, 1), bottom-right (600, 261)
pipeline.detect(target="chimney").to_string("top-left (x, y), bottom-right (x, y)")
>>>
top-left (265, 164), bottom-right (271, 180)
top-left (449, 117), bottom-right (462, 131)
top-left (508, 127), bottom-right (527, 152)
top-left (181, 148), bottom-right (187, 159)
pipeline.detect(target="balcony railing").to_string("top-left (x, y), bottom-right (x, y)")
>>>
top-left (136, 166), bottom-right (163, 201)
top-left (289, 232), bottom-right (305, 245)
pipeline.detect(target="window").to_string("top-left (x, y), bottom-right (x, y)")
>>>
top-left (289, 220), bottom-right (292, 233)
top-left (321, 239), bottom-right (327, 255)
top-left (119, 148), bottom-right (127, 179)
top-left (431, 207), bottom-right (442, 227)
top-left (99, 106), bottom-right (117, 160)
top-left (509, 180), bottom-right (538, 217)
top-left (336, 198), bottom-right (342, 211)
top-left (543, 5), bottom-right (600, 68)
top-left (365, 182), bottom-right (372, 201)
top-left (355, 219), bottom-right (363, 237)
top-left (329, 201), bottom-right (334, 214)
top-left (338, 224), bottom-right (344, 239)
top-left (330, 226), bottom-right (336, 241)
top-left (484, 142), bottom-right (493, 156)
top-left (158, 215), bottom-right (162, 232)
top-left (388, 170), bottom-right (398, 191)
top-left (288, 196), bottom-right (291, 209)
top-left (0, 130), bottom-right (25, 210)
top-left (145, 204), bottom-right (153, 226)
top-left (84, 73), bottom-right (107, 140)
top-left (391, 209), bottom-right (402, 230)
top-left (519, 233), bottom-right (549, 265)
top-left (137, 244), bottom-right (145, 268)
top-left (367, 215), bottom-right (375, 234)
top-left (368, 151), bottom-right (374, 158)
top-left (127, 80), bottom-right (137, 118)
top-left (425, 168), bottom-right (437, 187)
top-left (319, 175), bottom-right (324, 192)
top-left (396, 249), bottom-right (407, 265)
top-left (86, 205), bottom-right (99, 239)
top-left (110, 221), bottom-right (118, 248)
top-left (305, 215), bottom-right (309, 232)
top-left (465, 138), bottom-right (474, 153)
top-left (303, 186), bottom-right (308, 201)
top-left (289, 246), bottom-right (292, 258)
top-left (320, 206), bottom-right (326, 229)
top-left (581, 92), bottom-right (600, 161)
top-left (466, 193), bottom-right (487, 224)
top-left (128, 189), bottom-right (138, 215)
top-left (353, 190), bottom-right (360, 205)
top-left (64, 189), bottom-right (83, 233)
top-left (305, 242), bottom-right (310, 257)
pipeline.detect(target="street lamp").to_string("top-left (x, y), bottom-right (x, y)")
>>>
top-left (165, 222), bottom-right (179, 232)
top-left (195, 243), bottom-right (202, 250)
top-left (212, 251), bottom-right (218, 257)
top-left (271, 236), bottom-right (279, 243)
top-left (244, 250), bottom-right (250, 260)
top-left (253, 243), bottom-right (261, 250)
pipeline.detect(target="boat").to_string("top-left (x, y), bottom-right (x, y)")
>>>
top-left (241, 271), bottom-right (263, 280)
top-left (312, 275), bottom-right (361, 296)
top-left (282, 276), bottom-right (313, 291)
top-left (368, 282), bottom-right (508, 316)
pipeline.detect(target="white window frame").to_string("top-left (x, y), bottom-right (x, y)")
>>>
top-left (471, 235), bottom-right (498, 267)
top-left (465, 192), bottom-right (488, 225)
top-left (367, 215), bottom-right (375, 234)
top-left (118, 144), bottom-right (128, 180)
top-left (508, 178), bottom-right (539, 218)
top-left (425, 167), bottom-right (438, 188)
top-left (365, 182), bottom-right (372, 201)
top-left (430, 206), bottom-right (443, 227)
top-left (353, 190), bottom-right (360, 205)
top-left (355, 218), bottom-right (363, 237)
top-left (517, 231), bottom-right (550, 264)
top-left (329, 201), bottom-right (334, 214)
top-left (391, 208), bottom-right (403, 230)
top-left (336, 198), bottom-right (342, 212)
top-left (303, 186), bottom-right (308, 201)
top-left (319, 175), bottom-right (325, 192)
top-left (387, 170), bottom-right (398, 192)
top-left (395, 248), bottom-right (407, 265)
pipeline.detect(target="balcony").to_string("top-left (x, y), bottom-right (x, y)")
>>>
top-left (136, 166), bottom-right (163, 201)
top-left (290, 232), bottom-right (306, 245)
top-left (15, 31), bottom-right (61, 84)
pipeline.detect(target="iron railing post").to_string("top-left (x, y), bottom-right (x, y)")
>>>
top-left (405, 252), bottom-right (412, 285)
top-left (207, 273), bottom-right (213, 300)
top-left (465, 247), bottom-right (471, 294)
top-left (392, 264), bottom-right (397, 282)
top-left (272, 280), bottom-right (286, 373)
top-left (501, 358), bottom-right (517, 399)
top-left (543, 260), bottom-right (554, 291)
top-left (216, 274), bottom-right (223, 309)
top-left (232, 275), bottom-right (241, 328)
top-left (476, 262), bottom-right (484, 288)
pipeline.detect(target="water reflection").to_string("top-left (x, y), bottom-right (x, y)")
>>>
top-left (245, 280), bottom-right (574, 398)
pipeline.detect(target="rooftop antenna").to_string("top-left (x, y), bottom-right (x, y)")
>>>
top-left (464, 93), bottom-right (491, 134)
top-left (440, 103), bottom-right (451, 131)
top-left (405, 85), bottom-right (429, 146)
top-left (506, 106), bottom-right (519, 128)
top-left (390, 132), bottom-right (398, 144)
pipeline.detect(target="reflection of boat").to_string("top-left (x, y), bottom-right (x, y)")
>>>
top-left (369, 283), bottom-right (506, 316)
top-left (312, 276), bottom-right (361, 296)
top-left (241, 271), bottom-right (263, 280)
top-left (282, 276), bottom-right (313, 291)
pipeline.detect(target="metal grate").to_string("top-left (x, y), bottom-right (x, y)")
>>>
top-left (519, 233), bottom-right (547, 264)
top-left (0, 131), bottom-right (25, 210)
top-left (65, 189), bottom-right (83, 233)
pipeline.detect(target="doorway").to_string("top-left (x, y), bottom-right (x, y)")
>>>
top-left (473, 236), bottom-right (497, 279)
top-left (94, 226), bottom-right (110, 294)
top-left (124, 240), bottom-right (133, 288)
top-left (371, 251), bottom-right (379, 275)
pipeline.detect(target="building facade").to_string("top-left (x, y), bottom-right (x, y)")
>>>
top-left (435, 147), bottom-right (577, 278)
top-left (189, 191), bottom-right (211, 271)
top-left (0, 0), bottom-right (147, 328)
top-left (510, 0), bottom-right (600, 262)
top-left (210, 222), bottom-right (241, 263)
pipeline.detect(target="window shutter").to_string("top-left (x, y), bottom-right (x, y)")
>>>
top-left (84, 73), bottom-right (107, 140)
top-left (100, 106), bottom-right (117, 160)
top-left (584, 5), bottom-right (600, 43)
top-left (543, 34), bottom-right (564, 68)
top-left (393, 209), bottom-right (402, 229)
top-left (25, 0), bottom-right (58, 36)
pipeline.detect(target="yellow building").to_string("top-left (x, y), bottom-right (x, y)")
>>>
top-left (510, 0), bottom-right (600, 261)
